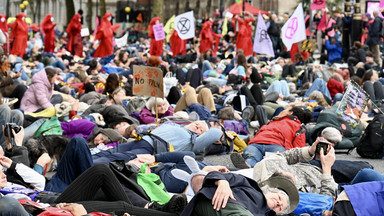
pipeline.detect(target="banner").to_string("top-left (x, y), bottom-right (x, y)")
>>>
top-left (115, 33), bottom-right (128, 48)
top-left (133, 66), bottom-right (164, 98)
top-left (253, 12), bottom-right (275, 57)
top-left (336, 82), bottom-right (369, 128)
top-left (281, 3), bottom-right (306, 51)
top-left (311, 0), bottom-right (326, 10)
top-left (80, 28), bottom-right (90, 37)
top-left (174, 11), bottom-right (195, 40)
top-left (163, 15), bottom-right (175, 42)
top-left (153, 23), bottom-right (165, 41)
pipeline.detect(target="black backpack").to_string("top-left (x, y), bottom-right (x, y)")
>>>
top-left (357, 114), bottom-right (384, 159)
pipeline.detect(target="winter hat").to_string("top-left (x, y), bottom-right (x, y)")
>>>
top-left (321, 127), bottom-right (342, 145)
top-left (99, 128), bottom-right (123, 143)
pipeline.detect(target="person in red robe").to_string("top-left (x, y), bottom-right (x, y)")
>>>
top-left (40, 14), bottom-right (56, 53)
top-left (148, 17), bottom-right (163, 57)
top-left (169, 30), bottom-right (186, 57)
top-left (93, 13), bottom-right (115, 58)
top-left (66, 13), bottom-right (83, 57)
top-left (9, 13), bottom-right (28, 57)
top-left (0, 14), bottom-right (9, 53)
top-left (233, 15), bottom-right (255, 56)
top-left (199, 20), bottom-right (221, 56)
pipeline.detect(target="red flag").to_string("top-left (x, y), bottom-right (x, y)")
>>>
top-left (311, 0), bottom-right (326, 10)
top-left (317, 11), bottom-right (327, 31)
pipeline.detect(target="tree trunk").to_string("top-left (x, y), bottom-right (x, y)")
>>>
top-left (66, 0), bottom-right (75, 25)
top-left (207, 0), bottom-right (212, 17)
top-left (152, 0), bottom-right (163, 20)
top-left (100, 0), bottom-right (106, 18)
top-left (86, 0), bottom-right (93, 31)
top-left (175, 1), bottom-right (179, 15)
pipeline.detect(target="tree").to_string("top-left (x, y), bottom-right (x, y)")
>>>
top-left (152, 0), bottom-right (163, 20)
top-left (86, 0), bottom-right (93, 31)
top-left (66, 0), bottom-right (75, 25)
top-left (100, 0), bottom-right (106, 17)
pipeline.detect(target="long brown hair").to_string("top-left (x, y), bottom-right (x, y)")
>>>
top-left (237, 54), bottom-right (247, 70)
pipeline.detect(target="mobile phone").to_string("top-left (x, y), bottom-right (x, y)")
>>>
top-left (316, 142), bottom-right (329, 155)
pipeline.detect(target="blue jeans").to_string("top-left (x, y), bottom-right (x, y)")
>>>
top-left (349, 168), bottom-right (384, 184)
top-left (332, 93), bottom-right (343, 105)
top-left (0, 196), bottom-right (29, 216)
top-left (0, 105), bottom-right (24, 149)
top-left (45, 136), bottom-right (93, 193)
top-left (243, 143), bottom-right (286, 167)
top-left (92, 139), bottom-right (154, 165)
top-left (266, 80), bottom-right (290, 97)
top-left (202, 60), bottom-right (214, 73)
top-left (304, 78), bottom-right (331, 99)
top-left (23, 118), bottom-right (46, 140)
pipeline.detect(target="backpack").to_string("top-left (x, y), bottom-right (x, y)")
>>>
top-left (357, 114), bottom-right (384, 159)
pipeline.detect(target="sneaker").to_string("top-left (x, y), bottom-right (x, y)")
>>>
top-left (242, 106), bottom-right (254, 123)
top-left (2, 97), bottom-right (18, 107)
top-left (149, 194), bottom-right (187, 213)
top-left (230, 152), bottom-right (250, 169)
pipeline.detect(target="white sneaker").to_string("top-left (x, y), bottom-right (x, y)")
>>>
top-left (2, 97), bottom-right (18, 107)
top-left (250, 121), bottom-right (259, 129)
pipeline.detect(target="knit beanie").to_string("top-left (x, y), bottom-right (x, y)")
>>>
top-left (321, 127), bottom-right (342, 145)
top-left (99, 128), bottom-right (123, 142)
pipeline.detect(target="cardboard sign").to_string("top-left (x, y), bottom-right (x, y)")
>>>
top-left (153, 23), bottom-right (165, 41)
top-left (133, 66), bottom-right (164, 98)
top-left (298, 39), bottom-right (316, 53)
top-left (80, 28), bottom-right (90, 37)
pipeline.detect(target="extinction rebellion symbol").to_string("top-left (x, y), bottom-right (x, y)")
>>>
top-left (177, 17), bottom-right (191, 34)
top-left (285, 17), bottom-right (298, 40)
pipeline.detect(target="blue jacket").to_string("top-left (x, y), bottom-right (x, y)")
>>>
top-left (324, 40), bottom-right (343, 64)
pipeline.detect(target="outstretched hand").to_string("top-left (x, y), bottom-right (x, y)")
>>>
top-left (212, 180), bottom-right (236, 211)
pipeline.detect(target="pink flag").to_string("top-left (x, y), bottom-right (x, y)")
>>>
top-left (92, 16), bottom-right (100, 37)
top-left (317, 11), bottom-right (327, 31)
top-left (380, 0), bottom-right (384, 8)
top-left (311, 0), bottom-right (326, 10)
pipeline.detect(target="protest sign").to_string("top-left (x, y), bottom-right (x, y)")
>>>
top-left (115, 33), bottom-right (128, 48)
top-left (298, 39), bottom-right (316, 53)
top-left (153, 23), bottom-right (165, 41)
top-left (133, 66), bottom-right (164, 98)
top-left (80, 28), bottom-right (90, 37)
top-left (336, 82), bottom-right (369, 128)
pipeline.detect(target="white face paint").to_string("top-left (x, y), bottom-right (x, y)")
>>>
top-left (51, 17), bottom-right (54, 22)
top-left (107, 16), bottom-right (111, 21)
top-left (22, 17), bottom-right (25, 21)
top-left (0, 17), bottom-right (5, 22)
top-left (79, 18), bottom-right (81, 22)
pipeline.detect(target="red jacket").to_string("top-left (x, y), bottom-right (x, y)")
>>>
top-left (248, 116), bottom-right (305, 150)
top-left (327, 78), bottom-right (344, 99)
top-left (10, 13), bottom-right (28, 57)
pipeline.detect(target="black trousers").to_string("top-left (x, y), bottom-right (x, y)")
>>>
top-left (55, 164), bottom-right (175, 216)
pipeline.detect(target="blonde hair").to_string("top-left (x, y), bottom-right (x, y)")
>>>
top-left (307, 90), bottom-right (329, 107)
top-left (145, 97), bottom-right (169, 114)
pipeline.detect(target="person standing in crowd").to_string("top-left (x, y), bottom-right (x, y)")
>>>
top-left (233, 13), bottom-right (255, 57)
top-left (66, 13), bottom-right (83, 57)
top-left (9, 13), bottom-right (28, 57)
top-left (199, 20), bottom-right (221, 57)
top-left (93, 13), bottom-right (115, 58)
top-left (40, 14), bottom-right (56, 53)
top-left (148, 17), bottom-right (163, 57)
top-left (366, 10), bottom-right (383, 66)
top-left (268, 13), bottom-right (280, 55)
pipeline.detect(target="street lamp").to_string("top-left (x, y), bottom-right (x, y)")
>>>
top-left (20, 1), bottom-right (29, 13)
top-left (125, 6), bottom-right (131, 23)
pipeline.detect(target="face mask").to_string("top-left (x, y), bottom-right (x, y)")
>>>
top-left (51, 17), bottom-right (54, 22)
top-left (107, 16), bottom-right (112, 21)
top-left (0, 17), bottom-right (4, 22)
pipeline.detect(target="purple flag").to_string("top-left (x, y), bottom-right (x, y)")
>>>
top-left (253, 13), bottom-right (275, 57)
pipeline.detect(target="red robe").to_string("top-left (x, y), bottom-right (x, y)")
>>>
top-left (41, 14), bottom-right (56, 53)
top-left (9, 13), bottom-right (28, 57)
top-left (169, 30), bottom-right (186, 57)
top-left (148, 17), bottom-right (163, 57)
top-left (66, 14), bottom-right (83, 57)
top-left (94, 13), bottom-right (114, 58)
top-left (199, 20), bottom-right (221, 56)
top-left (233, 17), bottom-right (254, 56)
